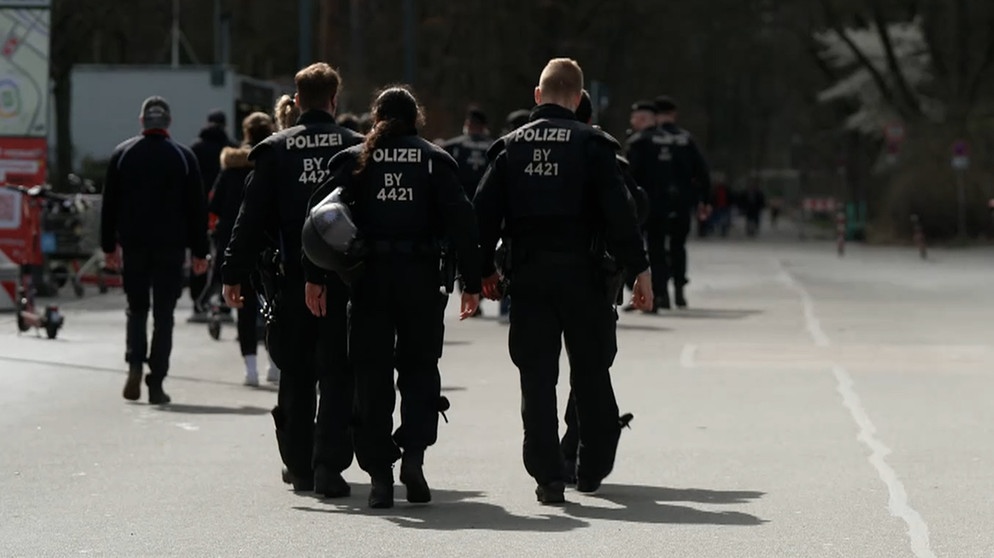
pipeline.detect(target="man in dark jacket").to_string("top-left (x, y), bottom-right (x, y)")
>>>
top-left (188, 109), bottom-right (237, 320)
top-left (101, 96), bottom-right (209, 405)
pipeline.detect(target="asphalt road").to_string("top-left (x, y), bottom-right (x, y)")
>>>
top-left (2, 232), bottom-right (992, 557)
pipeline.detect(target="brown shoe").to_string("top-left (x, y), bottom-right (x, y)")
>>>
top-left (122, 366), bottom-right (142, 401)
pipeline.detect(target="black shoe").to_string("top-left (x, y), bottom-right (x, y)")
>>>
top-left (621, 304), bottom-right (637, 313)
top-left (122, 365), bottom-right (142, 401)
top-left (576, 477), bottom-right (602, 494)
top-left (314, 466), bottom-right (351, 498)
top-left (400, 462), bottom-right (431, 504)
top-left (652, 293), bottom-right (671, 312)
top-left (674, 286), bottom-right (687, 309)
top-left (145, 376), bottom-right (171, 405)
top-left (281, 467), bottom-right (314, 492)
top-left (369, 476), bottom-right (395, 509)
top-left (563, 460), bottom-right (577, 486)
top-left (536, 481), bottom-right (566, 505)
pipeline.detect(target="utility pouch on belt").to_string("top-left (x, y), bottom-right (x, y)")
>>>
top-left (494, 238), bottom-right (512, 298)
top-left (439, 241), bottom-right (457, 295)
top-left (590, 234), bottom-right (624, 304)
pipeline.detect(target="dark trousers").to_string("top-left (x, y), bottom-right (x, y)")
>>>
top-left (237, 283), bottom-right (258, 357)
top-left (561, 393), bottom-right (579, 464)
top-left (509, 258), bottom-right (621, 485)
top-left (122, 249), bottom-right (185, 379)
top-left (188, 264), bottom-right (208, 311)
top-left (350, 258), bottom-right (446, 477)
top-left (270, 276), bottom-right (354, 480)
top-left (646, 212), bottom-right (691, 293)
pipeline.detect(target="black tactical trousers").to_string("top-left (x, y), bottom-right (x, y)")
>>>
top-left (270, 276), bottom-right (354, 480)
top-left (509, 257), bottom-right (621, 486)
top-left (350, 257), bottom-right (446, 477)
top-left (646, 211), bottom-right (691, 292)
top-left (122, 248), bottom-right (185, 379)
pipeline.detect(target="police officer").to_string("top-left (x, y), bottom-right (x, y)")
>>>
top-left (475, 58), bottom-right (653, 504)
top-left (559, 89), bottom-right (648, 482)
top-left (441, 106), bottom-right (492, 200)
top-left (221, 63), bottom-right (363, 496)
top-left (305, 87), bottom-right (482, 509)
top-left (626, 95), bottom-right (711, 310)
top-left (101, 96), bottom-right (209, 405)
top-left (439, 106), bottom-right (492, 317)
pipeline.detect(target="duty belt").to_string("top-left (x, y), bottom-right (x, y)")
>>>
top-left (368, 239), bottom-right (439, 256)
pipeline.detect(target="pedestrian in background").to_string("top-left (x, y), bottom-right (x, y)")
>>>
top-left (188, 109), bottom-right (237, 322)
top-left (101, 96), bottom-right (209, 405)
top-left (208, 112), bottom-right (277, 387)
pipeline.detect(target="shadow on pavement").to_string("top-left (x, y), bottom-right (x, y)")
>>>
top-left (565, 484), bottom-right (767, 526)
top-left (443, 340), bottom-right (473, 346)
top-left (153, 404), bottom-right (271, 416)
top-left (0, 355), bottom-right (284, 390)
top-left (294, 484), bottom-right (588, 532)
top-left (660, 309), bottom-right (763, 320)
top-left (616, 323), bottom-right (671, 332)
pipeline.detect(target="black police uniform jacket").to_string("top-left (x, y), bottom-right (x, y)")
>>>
top-left (221, 110), bottom-right (364, 286)
top-left (625, 123), bottom-right (711, 214)
top-left (473, 103), bottom-right (648, 278)
top-left (304, 133), bottom-right (483, 294)
top-left (440, 133), bottom-right (492, 200)
top-left (101, 130), bottom-right (209, 258)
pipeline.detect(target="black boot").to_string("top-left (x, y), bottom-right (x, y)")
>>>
top-left (674, 284), bottom-right (687, 309)
top-left (314, 465), bottom-right (351, 498)
top-left (652, 290), bottom-right (671, 313)
top-left (122, 364), bottom-right (142, 401)
top-left (399, 449), bottom-right (431, 504)
top-left (368, 473), bottom-right (394, 509)
top-left (535, 481), bottom-right (566, 505)
top-left (145, 375), bottom-right (171, 405)
top-left (280, 467), bottom-right (314, 492)
top-left (577, 413), bottom-right (633, 494)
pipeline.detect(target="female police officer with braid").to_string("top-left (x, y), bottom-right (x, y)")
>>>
top-left (303, 87), bottom-right (482, 509)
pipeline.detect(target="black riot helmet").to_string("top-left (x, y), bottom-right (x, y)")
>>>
top-left (301, 187), bottom-right (366, 282)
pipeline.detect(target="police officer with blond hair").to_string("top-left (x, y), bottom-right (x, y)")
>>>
top-left (474, 58), bottom-right (653, 504)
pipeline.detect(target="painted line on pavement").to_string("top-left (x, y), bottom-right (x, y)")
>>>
top-left (776, 259), bottom-right (935, 558)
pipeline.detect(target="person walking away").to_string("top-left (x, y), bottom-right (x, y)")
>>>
top-left (189, 109), bottom-right (237, 322)
top-left (209, 112), bottom-right (276, 386)
top-left (475, 58), bottom-right (653, 504)
top-left (222, 63), bottom-right (363, 496)
top-left (101, 96), bottom-right (209, 405)
top-left (441, 106), bottom-right (492, 317)
top-left (559, 89), bottom-right (646, 483)
top-left (304, 87), bottom-right (482, 508)
top-left (712, 173), bottom-right (732, 237)
top-left (742, 179), bottom-right (766, 237)
top-left (626, 96), bottom-right (711, 311)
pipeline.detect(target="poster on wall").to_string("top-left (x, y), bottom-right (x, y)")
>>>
top-left (0, 0), bottom-right (49, 186)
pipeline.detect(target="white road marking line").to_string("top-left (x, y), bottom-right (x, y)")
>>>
top-left (776, 259), bottom-right (935, 558)
top-left (775, 263), bottom-right (829, 347)
top-left (680, 344), bottom-right (697, 368)
top-left (833, 365), bottom-right (936, 558)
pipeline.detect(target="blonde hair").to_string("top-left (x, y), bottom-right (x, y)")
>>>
top-left (539, 58), bottom-right (584, 101)
top-left (274, 94), bottom-right (300, 131)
